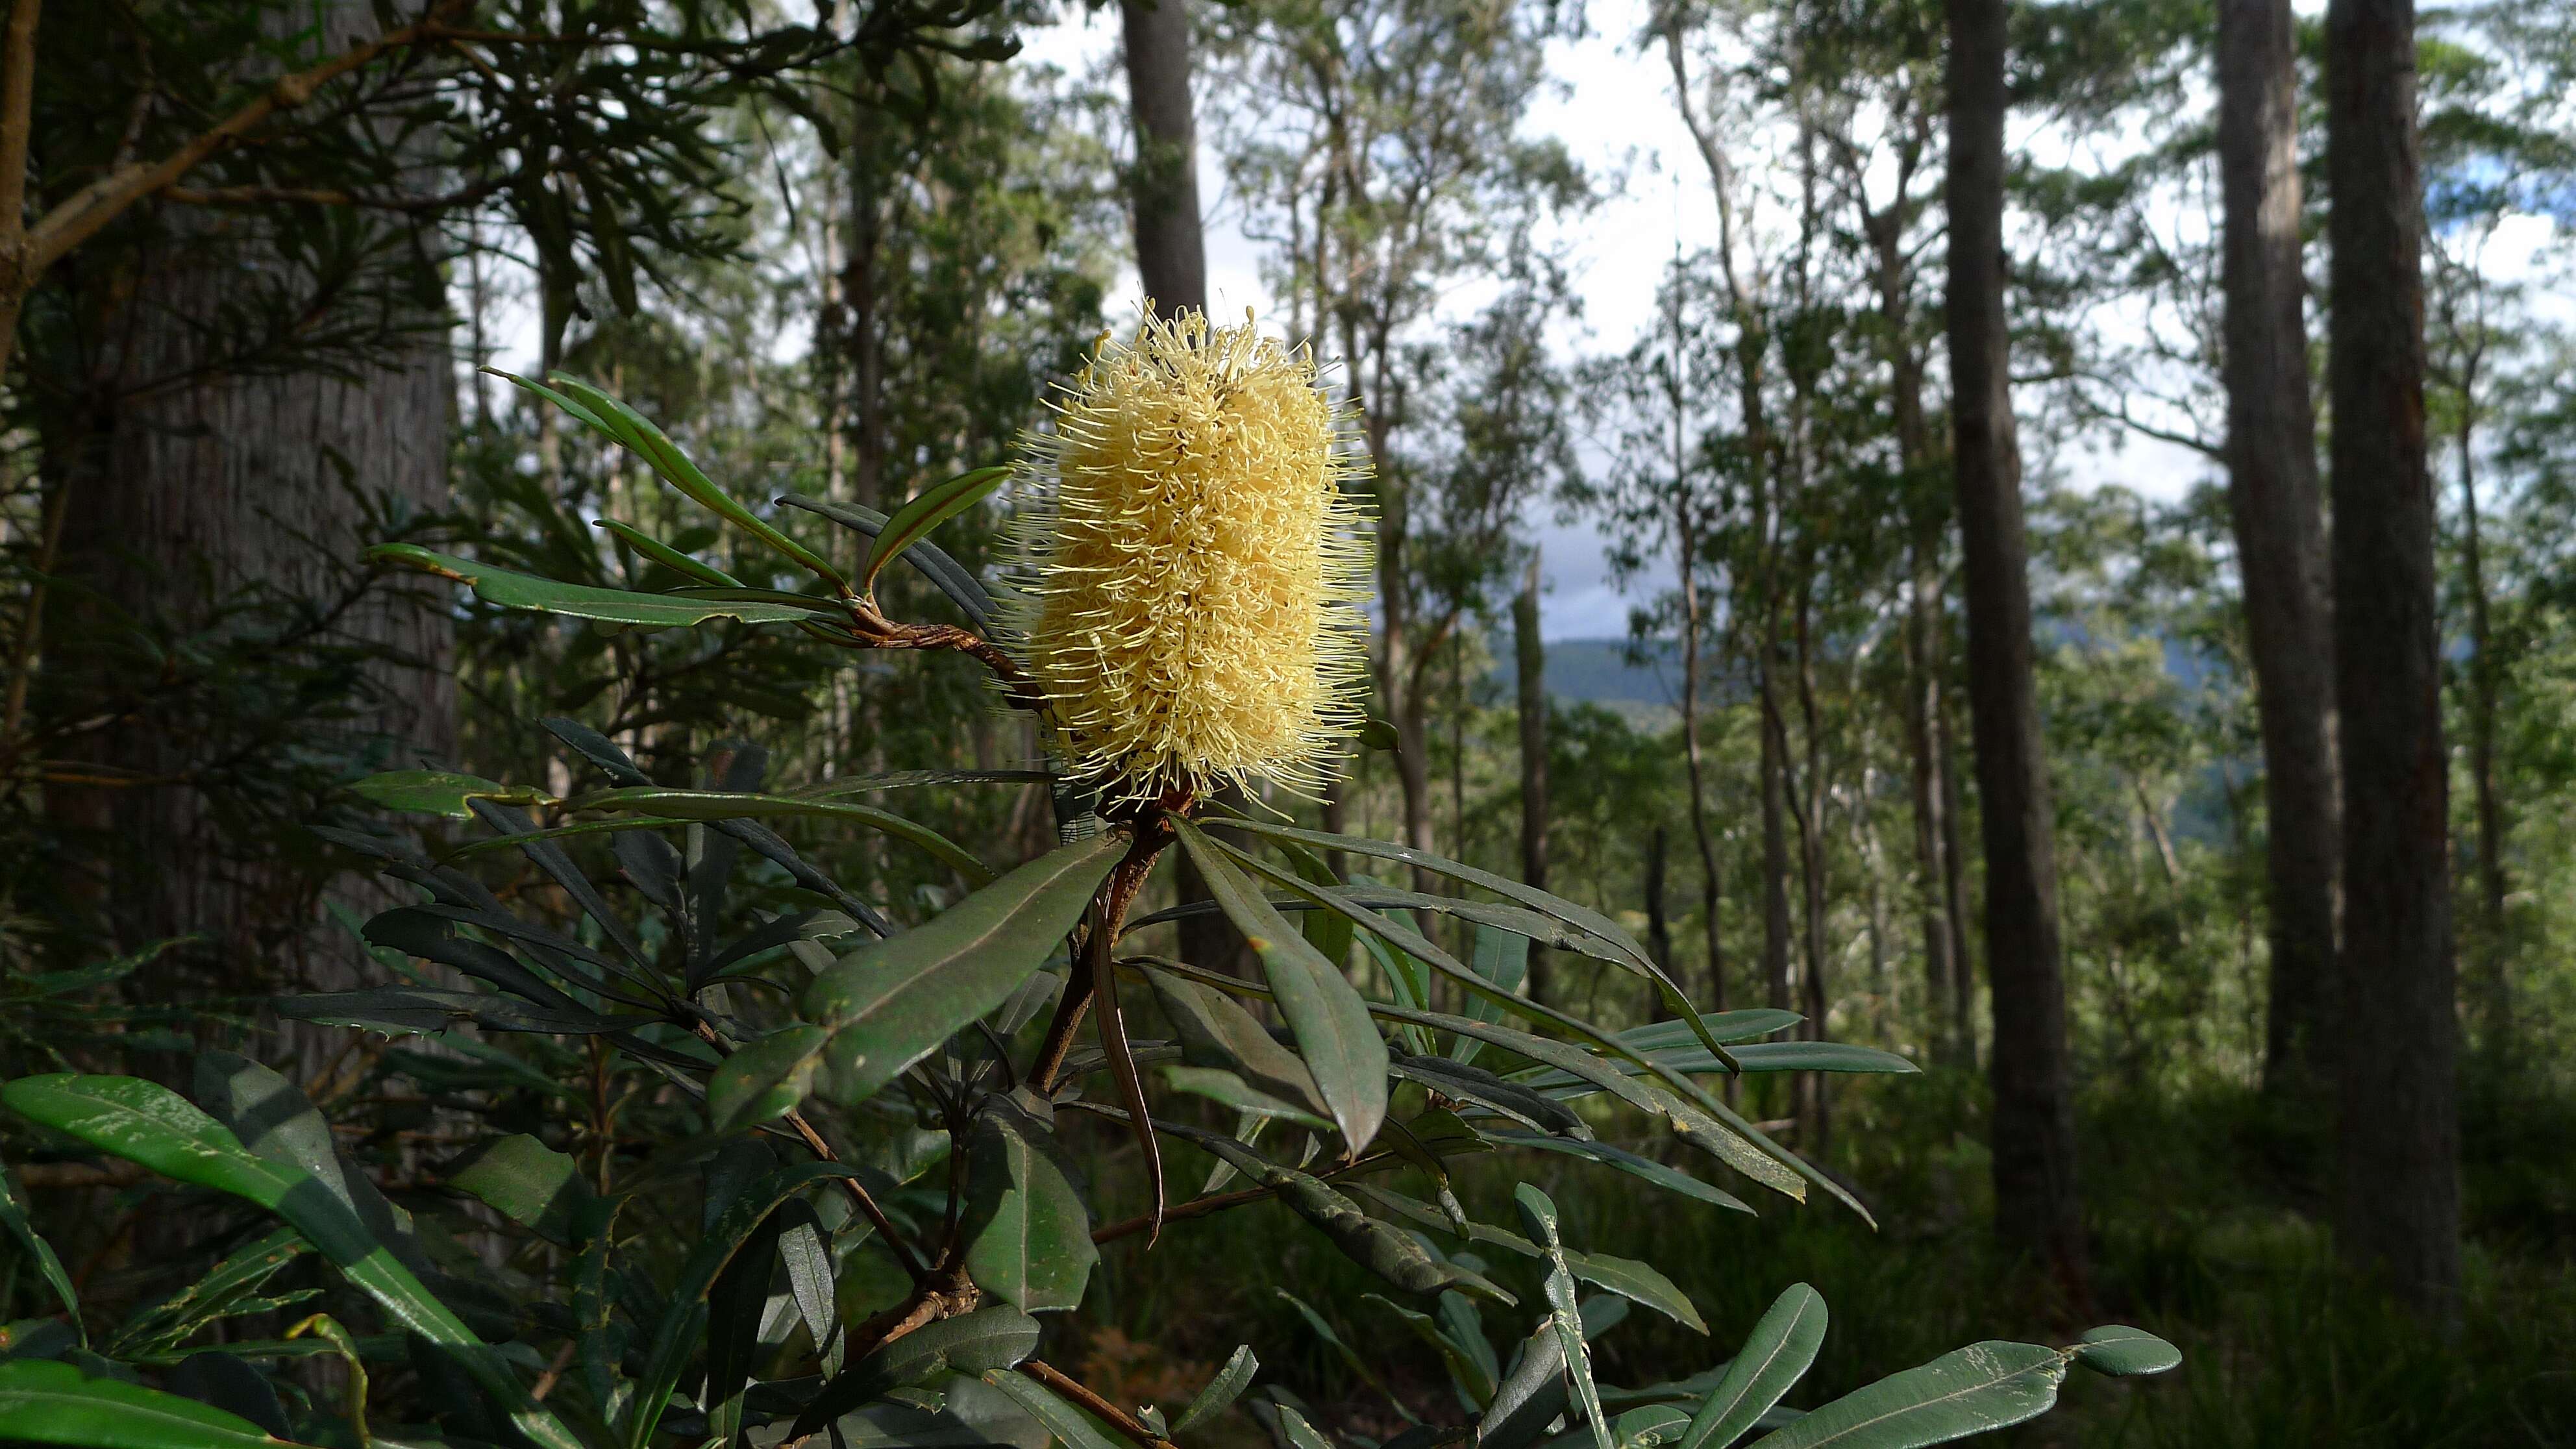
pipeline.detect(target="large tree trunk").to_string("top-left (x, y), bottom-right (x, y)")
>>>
top-left (2217, 0), bottom-right (2342, 1098)
top-left (1942, 0), bottom-right (2088, 1297)
top-left (2324, 0), bottom-right (2460, 1315)
top-left (1121, 0), bottom-right (1206, 319)
top-left (1514, 552), bottom-right (1552, 1002)
top-left (55, 167), bottom-right (451, 1083)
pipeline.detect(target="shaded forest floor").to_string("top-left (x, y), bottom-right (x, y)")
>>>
top-left (1068, 1072), bottom-right (2576, 1448)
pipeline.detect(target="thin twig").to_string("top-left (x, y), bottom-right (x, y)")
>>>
top-left (1021, 1359), bottom-right (1178, 1449)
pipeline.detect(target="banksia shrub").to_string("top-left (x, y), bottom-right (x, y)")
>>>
top-left (1004, 307), bottom-right (1372, 804)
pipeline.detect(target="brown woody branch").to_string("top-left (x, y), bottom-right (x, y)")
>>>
top-left (1021, 1359), bottom-right (1179, 1449)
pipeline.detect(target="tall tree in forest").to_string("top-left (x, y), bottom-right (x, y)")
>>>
top-left (2323, 0), bottom-right (2458, 1315)
top-left (1121, 0), bottom-right (1208, 317)
top-left (1942, 0), bottom-right (2088, 1294)
top-left (2216, 0), bottom-right (2340, 1097)
top-left (1661, 0), bottom-right (1786, 1017)
top-left (1515, 551), bottom-right (1552, 998)
top-left (1808, 0), bottom-right (1975, 1063)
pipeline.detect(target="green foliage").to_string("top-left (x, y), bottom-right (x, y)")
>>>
top-left (0, 391), bottom-right (2172, 1449)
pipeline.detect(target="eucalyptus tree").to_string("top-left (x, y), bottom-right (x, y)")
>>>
top-left (1942, 0), bottom-right (2089, 1298)
top-left (2324, 0), bottom-right (2458, 1315)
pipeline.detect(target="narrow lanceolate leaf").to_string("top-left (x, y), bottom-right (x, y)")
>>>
top-left (1561, 1252), bottom-right (1705, 1335)
top-left (961, 1115), bottom-right (1099, 1313)
top-left (1753, 1342), bottom-right (2072, 1449)
top-left (1480, 1323), bottom-right (1569, 1449)
top-left (595, 517), bottom-right (743, 586)
top-left (1483, 1133), bottom-right (1753, 1215)
top-left (0, 1168), bottom-right (81, 1343)
top-left (2070, 1326), bottom-right (2181, 1378)
top-left (1517, 1041), bottom-right (1918, 1102)
top-left (862, 466), bottom-right (1012, 591)
top-left (543, 374), bottom-right (848, 589)
top-left (1184, 1132), bottom-right (1507, 1304)
top-left (367, 544), bottom-right (822, 627)
top-left (624, 1161), bottom-right (867, 1448)
top-left (1367, 1293), bottom-right (1500, 1408)
top-left (449, 1135), bottom-right (596, 1248)
top-left (349, 769), bottom-right (557, 819)
top-left (1516, 1185), bottom-right (1612, 1449)
top-left (1173, 1346), bottom-right (1260, 1433)
top-left (801, 834), bottom-right (1126, 1105)
top-left (0, 1359), bottom-right (315, 1449)
top-left (1141, 966), bottom-right (1334, 1121)
top-left (1174, 819), bottom-right (1387, 1152)
top-left (1678, 1284), bottom-right (1827, 1449)
top-left (0, 1077), bottom-right (580, 1449)
top-left (562, 788), bottom-right (994, 884)
top-left (776, 493), bottom-right (995, 628)
top-left (977, 1369), bottom-right (1126, 1449)
top-left (1453, 926), bottom-right (1532, 1065)
top-left (790, 1307), bottom-right (1041, 1438)
top-left (1160, 1065), bottom-right (1334, 1130)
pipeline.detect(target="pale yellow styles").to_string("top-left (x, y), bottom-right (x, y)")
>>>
top-left (1005, 308), bottom-right (1372, 803)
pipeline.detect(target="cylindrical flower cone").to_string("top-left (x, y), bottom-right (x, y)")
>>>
top-left (1005, 307), bottom-right (1372, 805)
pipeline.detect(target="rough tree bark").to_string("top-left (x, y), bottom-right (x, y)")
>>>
top-left (2323, 0), bottom-right (2460, 1317)
top-left (1942, 0), bottom-right (2088, 1296)
top-left (2216, 0), bottom-right (2341, 1098)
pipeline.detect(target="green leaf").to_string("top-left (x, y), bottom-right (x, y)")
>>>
top-left (1517, 1042), bottom-right (1918, 1102)
top-left (543, 374), bottom-right (849, 589)
top-left (349, 770), bottom-right (556, 819)
top-left (624, 1161), bottom-right (867, 1448)
top-left (1561, 1252), bottom-right (1704, 1335)
top-left (776, 493), bottom-right (995, 628)
top-left (1382, 1007), bottom-right (1803, 1202)
top-left (2070, 1326), bottom-right (2180, 1378)
top-left (1274, 1291), bottom-right (1415, 1422)
top-left (1141, 966), bottom-right (1333, 1122)
top-left (1480, 1322), bottom-right (1568, 1449)
top-left (791, 1308), bottom-right (1041, 1438)
top-left (801, 835), bottom-right (1126, 1106)
top-left (1173, 819), bottom-right (1387, 1152)
top-left (976, 1369), bottom-right (1126, 1449)
top-left (1516, 1185), bottom-right (1611, 1449)
top-left (1159, 1065), bottom-right (1335, 1130)
top-left (1383, 1051), bottom-right (1590, 1139)
top-left (367, 544), bottom-right (823, 627)
top-left (1453, 927), bottom-right (1533, 1065)
top-left (1613, 1011), bottom-right (1805, 1052)
top-left (1172, 1346), bottom-right (1259, 1433)
top-left (103, 1230), bottom-right (305, 1360)
top-left (1185, 1135), bottom-right (1505, 1304)
top-left (863, 467), bottom-right (1012, 591)
top-left (449, 1135), bottom-right (596, 1248)
top-left (0, 1359), bottom-right (312, 1449)
top-left (595, 518), bottom-right (743, 587)
top-left (561, 788), bottom-right (994, 884)
top-left (705, 1024), bottom-right (832, 1133)
top-left (273, 987), bottom-right (648, 1037)
top-left (1483, 1134), bottom-right (1753, 1215)
top-left (0, 1077), bottom-right (580, 1449)
top-left (0, 1169), bottom-right (81, 1345)
top-left (1367, 1293), bottom-right (1499, 1408)
top-left (1752, 1342), bottom-right (2072, 1449)
top-left (1677, 1284), bottom-right (1826, 1449)
top-left (962, 1115), bottom-right (1100, 1313)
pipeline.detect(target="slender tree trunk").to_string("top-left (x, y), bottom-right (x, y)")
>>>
top-left (1515, 552), bottom-right (1553, 1003)
top-left (2444, 335), bottom-right (2508, 1048)
top-left (2218, 0), bottom-right (2342, 1098)
top-left (1944, 0), bottom-right (2088, 1297)
top-left (1121, 0), bottom-right (1206, 319)
top-left (2325, 0), bottom-right (2459, 1315)
top-left (1936, 688), bottom-right (1976, 1057)
top-left (1679, 514), bottom-right (1728, 1013)
top-left (1646, 824), bottom-right (1676, 976)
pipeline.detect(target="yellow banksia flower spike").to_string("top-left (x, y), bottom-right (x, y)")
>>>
top-left (1004, 305), bottom-right (1373, 805)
